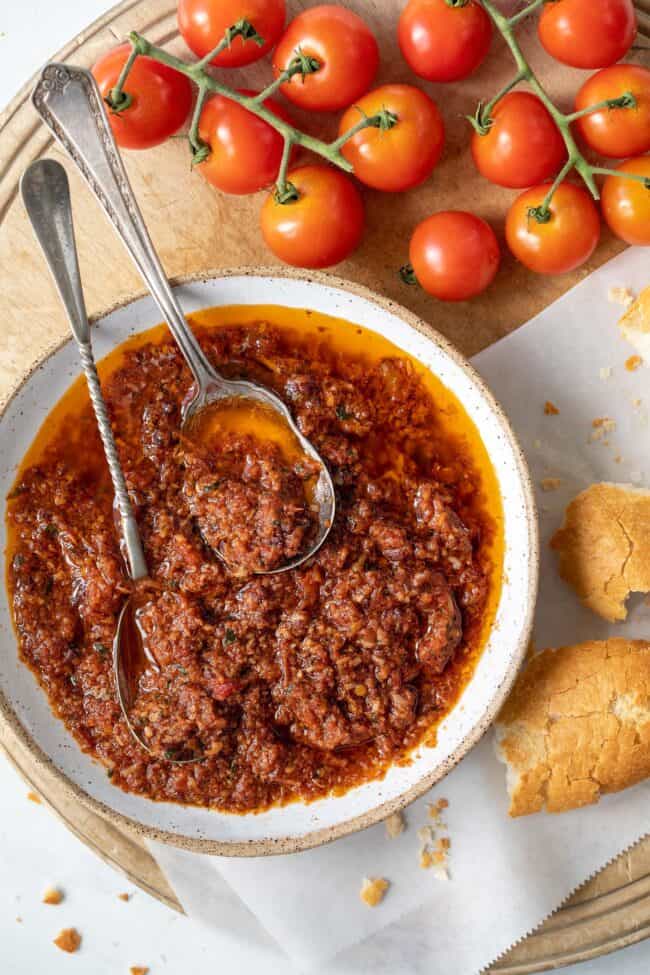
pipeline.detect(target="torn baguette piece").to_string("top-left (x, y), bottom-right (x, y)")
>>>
top-left (496, 638), bottom-right (650, 816)
top-left (550, 482), bottom-right (650, 621)
top-left (619, 285), bottom-right (650, 362)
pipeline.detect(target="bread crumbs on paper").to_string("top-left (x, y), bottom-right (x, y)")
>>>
top-left (608, 286), bottom-right (635, 307)
top-left (427, 798), bottom-right (449, 823)
top-left (626, 355), bottom-right (643, 371)
top-left (42, 886), bottom-right (64, 905)
top-left (26, 791), bottom-right (41, 804)
top-left (117, 892), bottom-right (131, 902)
top-left (130, 968), bottom-right (149, 975)
top-left (384, 811), bottom-right (405, 839)
top-left (544, 401), bottom-right (560, 415)
top-left (541, 478), bottom-right (562, 492)
top-left (53, 928), bottom-right (81, 953)
top-left (360, 877), bottom-right (389, 907)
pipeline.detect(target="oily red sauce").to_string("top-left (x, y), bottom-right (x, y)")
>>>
top-left (5, 306), bottom-right (502, 812)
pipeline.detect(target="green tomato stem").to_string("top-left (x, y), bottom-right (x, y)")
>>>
top-left (188, 84), bottom-right (210, 164)
top-left (564, 92), bottom-right (637, 123)
top-left (275, 136), bottom-right (295, 199)
top-left (507, 0), bottom-right (545, 28)
top-left (537, 157), bottom-right (575, 216)
top-left (107, 40), bottom-right (140, 112)
top-left (591, 167), bottom-right (650, 188)
top-left (471, 68), bottom-right (527, 134)
top-left (330, 109), bottom-right (398, 152)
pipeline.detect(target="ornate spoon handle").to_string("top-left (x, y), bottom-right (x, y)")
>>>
top-left (31, 62), bottom-right (219, 391)
top-left (20, 157), bottom-right (148, 581)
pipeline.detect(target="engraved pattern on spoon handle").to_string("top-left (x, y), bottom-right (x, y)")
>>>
top-left (20, 157), bottom-right (148, 583)
top-left (31, 62), bottom-right (220, 392)
top-left (77, 343), bottom-right (148, 581)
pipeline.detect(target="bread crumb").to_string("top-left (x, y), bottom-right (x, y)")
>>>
top-left (544, 400), bottom-right (560, 415)
top-left (42, 886), bottom-right (64, 905)
top-left (26, 791), bottom-right (41, 804)
top-left (540, 478), bottom-right (562, 492)
top-left (420, 849), bottom-right (433, 869)
top-left (117, 892), bottom-right (131, 902)
top-left (626, 355), bottom-right (643, 371)
top-left (360, 877), bottom-right (389, 907)
top-left (53, 928), bottom-right (81, 953)
top-left (609, 286), bottom-right (635, 307)
top-left (384, 811), bottom-right (405, 839)
top-left (16, 917), bottom-right (22, 924)
top-left (427, 798), bottom-right (448, 823)
top-left (417, 825), bottom-right (435, 845)
top-left (615, 455), bottom-right (623, 464)
top-left (130, 968), bottom-right (149, 975)
top-left (599, 367), bottom-right (613, 381)
top-left (592, 417), bottom-right (616, 430)
top-left (533, 439), bottom-right (542, 450)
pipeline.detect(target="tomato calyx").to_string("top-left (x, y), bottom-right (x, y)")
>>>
top-left (444, 0), bottom-right (471, 7)
top-left (223, 18), bottom-right (266, 51)
top-left (527, 205), bottom-right (552, 225)
top-left (105, 90), bottom-right (133, 114)
top-left (288, 50), bottom-right (321, 82)
top-left (399, 263), bottom-right (418, 285)
top-left (467, 101), bottom-right (493, 137)
top-left (274, 180), bottom-right (300, 205)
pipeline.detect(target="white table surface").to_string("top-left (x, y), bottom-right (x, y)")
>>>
top-left (2, 3), bottom-right (650, 973)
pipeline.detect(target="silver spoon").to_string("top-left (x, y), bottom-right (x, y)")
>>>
top-left (31, 62), bottom-right (335, 575)
top-left (21, 158), bottom-right (200, 764)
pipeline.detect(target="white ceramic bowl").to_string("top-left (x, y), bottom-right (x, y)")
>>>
top-left (0, 269), bottom-right (538, 855)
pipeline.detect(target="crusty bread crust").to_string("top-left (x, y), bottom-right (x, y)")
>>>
top-left (496, 639), bottom-right (650, 817)
top-left (550, 482), bottom-right (650, 622)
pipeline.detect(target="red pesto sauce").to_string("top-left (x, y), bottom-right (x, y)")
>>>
top-left (6, 305), bottom-right (503, 813)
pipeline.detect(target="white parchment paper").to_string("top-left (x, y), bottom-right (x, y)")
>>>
top-left (149, 246), bottom-right (650, 974)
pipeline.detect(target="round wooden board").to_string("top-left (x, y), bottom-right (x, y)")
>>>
top-left (1, 1), bottom-right (650, 971)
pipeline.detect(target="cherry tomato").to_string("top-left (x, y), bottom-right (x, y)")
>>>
top-left (178, 0), bottom-right (286, 67)
top-left (574, 65), bottom-right (650, 159)
top-left (601, 156), bottom-right (650, 246)
top-left (196, 91), bottom-right (292, 195)
top-left (260, 166), bottom-right (364, 268)
top-left (538, 0), bottom-right (636, 69)
top-left (408, 211), bottom-right (500, 302)
top-left (398, 0), bottom-right (492, 83)
top-left (272, 5), bottom-right (379, 112)
top-left (339, 85), bottom-right (444, 192)
top-left (92, 45), bottom-right (192, 150)
top-left (506, 183), bottom-right (600, 275)
top-left (470, 92), bottom-right (566, 190)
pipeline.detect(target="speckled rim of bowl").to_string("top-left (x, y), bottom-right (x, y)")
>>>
top-left (0, 266), bottom-right (539, 856)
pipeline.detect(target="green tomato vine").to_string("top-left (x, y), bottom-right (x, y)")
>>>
top-left (107, 0), bottom-right (650, 215)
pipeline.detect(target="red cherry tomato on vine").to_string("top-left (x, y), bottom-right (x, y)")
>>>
top-left (92, 45), bottom-right (192, 150)
top-left (338, 85), bottom-right (444, 192)
top-left (398, 0), bottom-right (492, 83)
top-left (506, 183), bottom-right (600, 275)
top-left (408, 211), bottom-right (500, 302)
top-left (574, 65), bottom-right (650, 160)
top-left (471, 92), bottom-right (566, 190)
top-left (538, 0), bottom-right (636, 69)
top-left (272, 5), bottom-right (379, 112)
top-left (178, 0), bottom-right (286, 67)
top-left (601, 156), bottom-right (650, 246)
top-left (260, 166), bottom-right (364, 269)
top-left (196, 91), bottom-right (292, 195)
